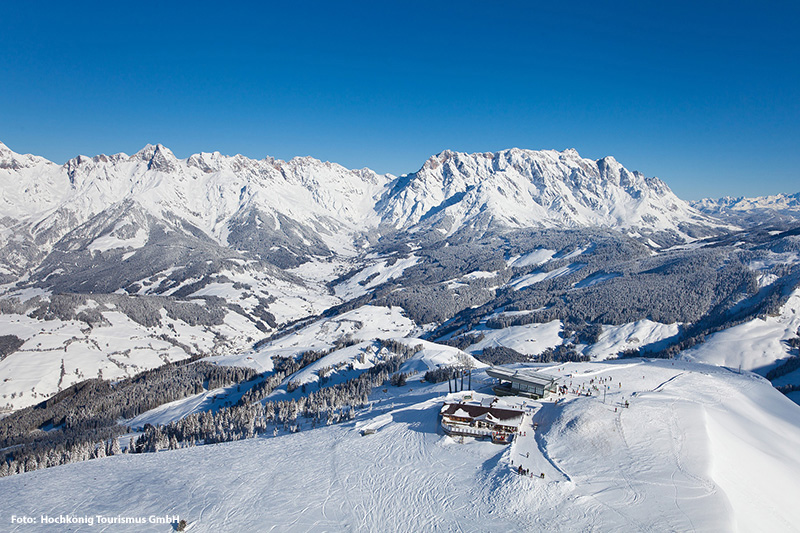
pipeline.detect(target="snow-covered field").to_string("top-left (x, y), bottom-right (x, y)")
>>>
top-left (585, 319), bottom-right (681, 359)
top-left (682, 288), bottom-right (800, 374)
top-left (506, 263), bottom-right (585, 291)
top-left (3, 359), bottom-right (799, 532)
top-left (185, 265), bottom-right (341, 325)
top-left (333, 256), bottom-right (419, 300)
top-left (210, 305), bottom-right (417, 374)
top-left (465, 320), bottom-right (564, 356)
top-left (270, 338), bottom-right (486, 398)
top-left (0, 301), bottom-right (271, 412)
top-left (506, 248), bottom-right (556, 268)
top-left (448, 317), bottom-right (680, 361)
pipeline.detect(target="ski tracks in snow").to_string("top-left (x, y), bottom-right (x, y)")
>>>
top-left (325, 404), bottom-right (470, 532)
top-left (529, 404), bottom-right (571, 482)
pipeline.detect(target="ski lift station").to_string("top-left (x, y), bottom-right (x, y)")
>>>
top-left (486, 366), bottom-right (558, 399)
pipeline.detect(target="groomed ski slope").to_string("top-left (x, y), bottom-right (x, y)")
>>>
top-left (2, 359), bottom-right (800, 532)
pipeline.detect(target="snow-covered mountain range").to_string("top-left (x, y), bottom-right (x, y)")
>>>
top-left (692, 192), bottom-right (800, 226)
top-left (1, 141), bottom-right (800, 531)
top-left (694, 192), bottom-right (800, 213)
top-left (2, 141), bottom-right (799, 413)
top-left (379, 148), bottom-right (725, 241)
top-left (0, 142), bottom-right (725, 280)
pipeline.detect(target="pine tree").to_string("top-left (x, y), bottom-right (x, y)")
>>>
top-left (109, 437), bottom-right (122, 456)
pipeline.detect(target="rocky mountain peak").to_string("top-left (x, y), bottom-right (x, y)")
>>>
top-left (0, 142), bottom-right (54, 171)
top-left (376, 147), bottom-right (724, 240)
top-left (132, 143), bottom-right (177, 172)
top-left (0, 142), bottom-right (736, 276)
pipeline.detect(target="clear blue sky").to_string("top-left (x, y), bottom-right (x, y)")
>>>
top-left (1, 1), bottom-right (798, 200)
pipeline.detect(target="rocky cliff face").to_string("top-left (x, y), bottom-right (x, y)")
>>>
top-left (376, 148), bottom-right (725, 242)
top-left (1, 142), bottom-right (727, 285)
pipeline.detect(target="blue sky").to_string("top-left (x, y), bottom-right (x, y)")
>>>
top-left (1, 1), bottom-right (798, 200)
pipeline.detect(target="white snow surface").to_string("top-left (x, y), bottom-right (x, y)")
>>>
top-left (0, 143), bottom-right (725, 261)
top-left (333, 255), bottom-right (420, 300)
top-left (87, 227), bottom-right (148, 253)
top-left (0, 304), bottom-right (264, 411)
top-left (466, 320), bottom-right (564, 356)
top-left (507, 263), bottom-right (585, 291)
top-left (2, 360), bottom-right (800, 532)
top-left (126, 387), bottom-right (232, 429)
top-left (681, 288), bottom-right (800, 374)
top-left (573, 271), bottom-right (621, 289)
top-left (506, 248), bottom-right (556, 268)
top-left (586, 320), bottom-right (681, 360)
top-left (399, 339), bottom-right (489, 374)
top-left (211, 305), bottom-right (416, 373)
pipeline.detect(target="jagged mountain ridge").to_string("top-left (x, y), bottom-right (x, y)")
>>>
top-left (378, 148), bottom-right (725, 242)
top-left (2, 142), bottom-right (799, 414)
top-left (692, 192), bottom-right (800, 227)
top-left (694, 192), bottom-right (800, 212)
top-left (1, 141), bottom-right (726, 277)
top-left (0, 142), bottom-right (388, 267)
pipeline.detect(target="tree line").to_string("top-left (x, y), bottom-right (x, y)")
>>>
top-left (0, 361), bottom-right (258, 477)
top-left (131, 343), bottom-right (422, 452)
top-left (1, 339), bottom-right (423, 477)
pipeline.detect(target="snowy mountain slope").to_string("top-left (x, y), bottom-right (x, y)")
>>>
top-left (0, 142), bottom-right (62, 219)
top-left (124, 341), bottom-right (484, 431)
top-left (0, 296), bottom-right (266, 411)
top-left (377, 148), bottom-right (728, 242)
top-left (681, 288), bottom-right (800, 373)
top-left (692, 192), bottom-right (800, 227)
top-left (441, 316), bottom-right (682, 363)
top-left (0, 142), bottom-right (727, 279)
top-left (210, 305), bottom-right (417, 374)
top-left (2, 359), bottom-right (798, 532)
top-left (333, 255), bottom-right (420, 300)
top-left (506, 262), bottom-right (586, 290)
top-left (460, 320), bottom-right (565, 357)
top-left (585, 319), bottom-right (681, 359)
